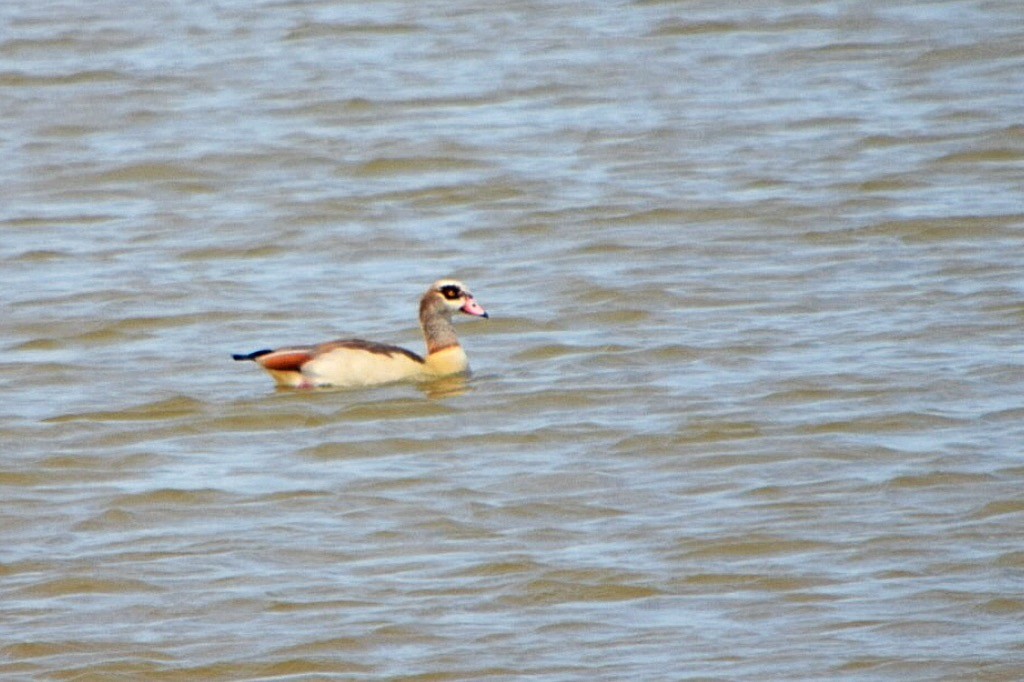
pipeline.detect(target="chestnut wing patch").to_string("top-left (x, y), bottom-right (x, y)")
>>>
top-left (256, 349), bottom-right (315, 372)
top-left (318, 339), bottom-right (424, 364)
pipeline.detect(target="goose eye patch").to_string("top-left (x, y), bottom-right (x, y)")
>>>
top-left (440, 285), bottom-right (462, 299)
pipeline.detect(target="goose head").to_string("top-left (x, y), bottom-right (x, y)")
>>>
top-left (430, 279), bottom-right (489, 318)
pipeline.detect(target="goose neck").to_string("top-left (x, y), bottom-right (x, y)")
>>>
top-left (420, 297), bottom-right (460, 355)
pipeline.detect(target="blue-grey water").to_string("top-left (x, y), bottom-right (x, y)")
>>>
top-left (2, 1), bottom-right (1024, 680)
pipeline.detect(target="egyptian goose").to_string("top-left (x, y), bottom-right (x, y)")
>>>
top-left (232, 279), bottom-right (488, 388)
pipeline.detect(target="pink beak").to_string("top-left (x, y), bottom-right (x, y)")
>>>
top-left (460, 296), bottom-right (489, 318)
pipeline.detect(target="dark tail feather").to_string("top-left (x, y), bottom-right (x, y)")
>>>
top-left (232, 349), bottom-right (274, 362)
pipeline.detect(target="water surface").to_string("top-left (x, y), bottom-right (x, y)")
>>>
top-left (2, 1), bottom-right (1024, 679)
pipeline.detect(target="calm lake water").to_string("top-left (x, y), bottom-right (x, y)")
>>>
top-left (3, 1), bottom-right (1024, 679)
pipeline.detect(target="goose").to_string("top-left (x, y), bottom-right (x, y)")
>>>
top-left (232, 279), bottom-right (488, 388)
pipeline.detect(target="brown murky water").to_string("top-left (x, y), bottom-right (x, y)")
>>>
top-left (3, 1), bottom-right (1024, 679)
